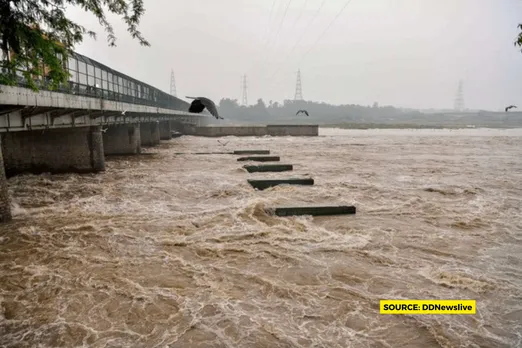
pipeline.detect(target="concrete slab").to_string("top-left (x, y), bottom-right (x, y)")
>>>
top-left (237, 156), bottom-right (280, 162)
top-left (268, 205), bottom-right (356, 216)
top-left (247, 178), bottom-right (313, 190)
top-left (243, 164), bottom-right (293, 173)
top-left (234, 150), bottom-right (270, 155)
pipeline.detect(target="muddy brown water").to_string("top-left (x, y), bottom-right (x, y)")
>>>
top-left (0, 128), bottom-right (521, 347)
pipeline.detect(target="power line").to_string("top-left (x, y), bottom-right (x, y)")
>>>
top-left (245, 0), bottom-right (284, 77)
top-left (297, 0), bottom-right (355, 66)
top-left (265, 0), bottom-right (328, 80)
top-left (245, 0), bottom-right (311, 81)
top-left (261, 0), bottom-right (278, 49)
top-left (272, 0), bottom-right (294, 46)
top-left (267, 0), bottom-right (309, 63)
top-left (257, 0), bottom-right (294, 74)
top-left (263, 1), bottom-right (287, 50)
top-left (266, 0), bottom-right (355, 90)
top-left (267, 0), bottom-right (278, 31)
top-left (288, 0), bottom-right (310, 33)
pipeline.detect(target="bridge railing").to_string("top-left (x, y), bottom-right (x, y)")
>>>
top-left (1, 48), bottom-right (191, 112)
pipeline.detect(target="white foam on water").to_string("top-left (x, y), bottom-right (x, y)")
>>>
top-left (0, 128), bottom-right (521, 347)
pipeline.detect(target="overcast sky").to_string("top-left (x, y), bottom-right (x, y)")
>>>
top-left (66, 0), bottom-right (522, 111)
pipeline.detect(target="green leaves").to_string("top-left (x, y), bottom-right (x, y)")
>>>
top-left (0, 0), bottom-right (149, 91)
top-left (516, 24), bottom-right (522, 52)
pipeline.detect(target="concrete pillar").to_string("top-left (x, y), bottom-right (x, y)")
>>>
top-left (103, 124), bottom-right (141, 155)
top-left (0, 137), bottom-right (12, 222)
top-left (1, 126), bottom-right (105, 177)
top-left (140, 121), bottom-right (160, 146)
top-left (170, 120), bottom-right (184, 133)
top-left (159, 121), bottom-right (172, 140)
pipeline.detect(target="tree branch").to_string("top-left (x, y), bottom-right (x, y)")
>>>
top-left (0, 0), bottom-right (150, 90)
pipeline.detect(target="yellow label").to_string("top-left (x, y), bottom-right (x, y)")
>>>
top-left (380, 300), bottom-right (476, 314)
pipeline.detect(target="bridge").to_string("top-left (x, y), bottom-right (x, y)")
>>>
top-left (0, 51), bottom-right (212, 222)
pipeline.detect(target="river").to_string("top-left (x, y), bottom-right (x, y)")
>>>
top-left (1, 127), bottom-right (521, 347)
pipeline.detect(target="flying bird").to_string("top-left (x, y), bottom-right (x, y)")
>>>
top-left (217, 140), bottom-right (229, 146)
top-left (296, 109), bottom-right (309, 116)
top-left (505, 105), bottom-right (517, 112)
top-left (186, 96), bottom-right (224, 119)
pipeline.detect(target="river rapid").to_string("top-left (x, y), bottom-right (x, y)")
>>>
top-left (0, 127), bottom-right (521, 347)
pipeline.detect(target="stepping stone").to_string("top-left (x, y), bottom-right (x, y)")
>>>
top-left (243, 164), bottom-right (293, 173)
top-left (268, 205), bottom-right (356, 216)
top-left (247, 178), bottom-right (313, 190)
top-left (234, 150), bottom-right (270, 155)
top-left (237, 156), bottom-right (280, 162)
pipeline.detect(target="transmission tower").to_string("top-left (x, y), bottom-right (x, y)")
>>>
top-left (294, 69), bottom-right (303, 100)
top-left (170, 69), bottom-right (177, 97)
top-left (454, 80), bottom-right (464, 111)
top-left (241, 74), bottom-right (248, 106)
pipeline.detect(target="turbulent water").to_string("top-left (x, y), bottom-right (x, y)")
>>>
top-left (1, 127), bottom-right (521, 348)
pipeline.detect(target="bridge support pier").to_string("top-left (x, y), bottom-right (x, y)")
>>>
top-left (170, 121), bottom-right (184, 133)
top-left (159, 121), bottom-right (172, 140)
top-left (1, 126), bottom-right (105, 177)
top-left (103, 124), bottom-right (141, 155)
top-left (0, 137), bottom-right (12, 222)
top-left (140, 121), bottom-right (160, 146)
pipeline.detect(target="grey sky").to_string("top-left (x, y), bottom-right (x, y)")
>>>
top-left (67, 0), bottom-right (522, 111)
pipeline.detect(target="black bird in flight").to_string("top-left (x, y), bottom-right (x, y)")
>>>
top-left (505, 105), bottom-right (517, 112)
top-left (186, 96), bottom-right (224, 119)
top-left (217, 140), bottom-right (229, 146)
top-left (296, 109), bottom-right (309, 116)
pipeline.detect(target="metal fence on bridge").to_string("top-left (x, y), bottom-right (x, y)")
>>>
top-left (1, 49), bottom-right (191, 112)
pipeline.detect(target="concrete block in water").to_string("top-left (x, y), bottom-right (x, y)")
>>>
top-left (0, 137), bottom-right (12, 222)
top-left (103, 124), bottom-right (141, 155)
top-left (159, 120), bottom-right (172, 140)
top-left (174, 151), bottom-right (231, 155)
top-left (180, 125), bottom-right (318, 137)
top-left (2, 126), bottom-right (105, 176)
top-left (237, 156), bottom-right (280, 162)
top-left (247, 178), bottom-right (313, 190)
top-left (243, 164), bottom-right (293, 173)
top-left (268, 205), bottom-right (356, 217)
top-left (194, 152), bottom-right (231, 155)
top-left (233, 150), bottom-right (270, 155)
top-left (140, 121), bottom-right (160, 146)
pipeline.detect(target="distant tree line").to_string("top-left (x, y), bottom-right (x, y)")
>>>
top-left (216, 98), bottom-right (424, 124)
